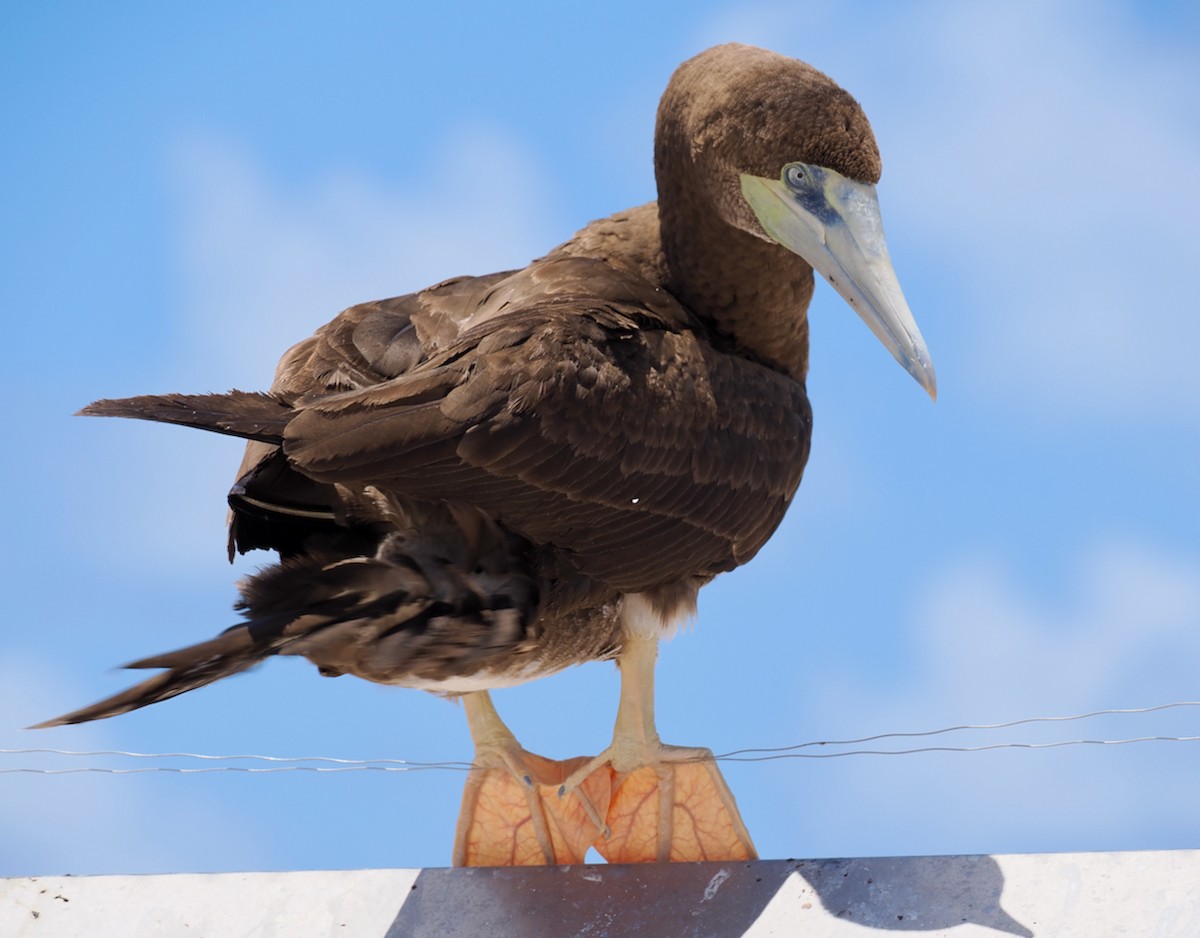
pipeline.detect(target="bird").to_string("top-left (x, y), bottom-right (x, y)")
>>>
top-left (36, 43), bottom-right (935, 866)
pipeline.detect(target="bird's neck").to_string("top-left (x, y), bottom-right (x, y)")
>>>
top-left (555, 199), bottom-right (812, 384)
top-left (657, 193), bottom-right (813, 383)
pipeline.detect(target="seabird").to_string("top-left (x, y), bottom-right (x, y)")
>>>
top-left (38, 43), bottom-right (934, 866)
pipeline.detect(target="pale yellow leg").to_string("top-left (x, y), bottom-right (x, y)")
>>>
top-left (453, 691), bottom-right (612, 867)
top-left (560, 634), bottom-right (757, 863)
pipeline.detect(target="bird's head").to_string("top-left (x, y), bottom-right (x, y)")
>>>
top-left (657, 43), bottom-right (936, 399)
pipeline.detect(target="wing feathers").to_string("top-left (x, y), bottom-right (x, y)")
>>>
top-left (76, 257), bottom-right (811, 598)
top-left (80, 391), bottom-right (290, 443)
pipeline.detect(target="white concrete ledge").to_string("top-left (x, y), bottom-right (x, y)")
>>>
top-left (3, 851), bottom-right (1198, 937)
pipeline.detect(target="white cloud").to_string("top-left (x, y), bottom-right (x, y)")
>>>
top-left (911, 539), bottom-right (1200, 714)
top-left (784, 537), bottom-right (1200, 856)
top-left (893, 4), bottom-right (1200, 424)
top-left (165, 121), bottom-right (563, 389)
top-left (797, 537), bottom-right (1200, 728)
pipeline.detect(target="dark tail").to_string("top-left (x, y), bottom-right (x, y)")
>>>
top-left (32, 519), bottom-right (542, 729)
top-left (79, 391), bottom-right (291, 443)
top-left (29, 630), bottom-right (266, 728)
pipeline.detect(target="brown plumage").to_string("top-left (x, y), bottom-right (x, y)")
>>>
top-left (39, 44), bottom-right (933, 866)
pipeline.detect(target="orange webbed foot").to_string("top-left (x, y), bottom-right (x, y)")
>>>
top-left (589, 745), bottom-right (757, 863)
top-left (453, 748), bottom-right (612, 866)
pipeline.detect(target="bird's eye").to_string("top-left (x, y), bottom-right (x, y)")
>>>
top-left (783, 163), bottom-right (810, 189)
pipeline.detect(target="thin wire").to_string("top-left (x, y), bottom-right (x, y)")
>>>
top-left (0, 748), bottom-right (471, 768)
top-left (0, 747), bottom-right (473, 774)
top-left (712, 700), bottom-right (1200, 759)
top-left (3, 734), bottom-right (1199, 774)
top-left (0, 765), bottom-right (471, 775)
top-left (717, 734), bottom-right (1200, 762)
top-left (2, 701), bottom-right (1197, 775)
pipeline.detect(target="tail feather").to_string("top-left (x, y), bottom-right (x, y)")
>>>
top-left (32, 516), bottom-right (544, 729)
top-left (79, 391), bottom-right (290, 443)
top-left (122, 628), bottom-right (261, 670)
top-left (29, 630), bottom-right (264, 728)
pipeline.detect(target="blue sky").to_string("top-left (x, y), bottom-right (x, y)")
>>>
top-left (3, 1), bottom-right (1198, 876)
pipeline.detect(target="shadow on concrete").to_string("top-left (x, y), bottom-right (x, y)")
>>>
top-left (795, 855), bottom-right (1032, 936)
top-left (386, 855), bottom-right (1032, 937)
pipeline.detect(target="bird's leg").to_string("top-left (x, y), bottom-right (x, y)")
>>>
top-left (453, 690), bottom-right (612, 867)
top-left (559, 632), bottom-right (757, 863)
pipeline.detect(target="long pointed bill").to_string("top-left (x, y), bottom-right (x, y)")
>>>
top-left (741, 163), bottom-right (936, 400)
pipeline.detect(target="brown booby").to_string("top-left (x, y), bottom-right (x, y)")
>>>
top-left (37, 43), bottom-right (934, 866)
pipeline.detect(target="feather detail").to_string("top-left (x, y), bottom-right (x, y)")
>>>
top-left (79, 391), bottom-right (290, 443)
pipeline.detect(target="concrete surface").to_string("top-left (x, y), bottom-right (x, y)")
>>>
top-left (2, 851), bottom-right (1198, 937)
